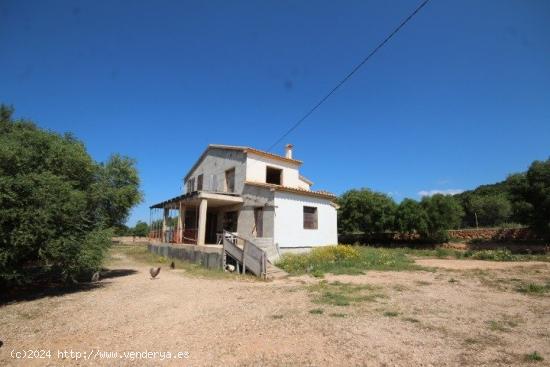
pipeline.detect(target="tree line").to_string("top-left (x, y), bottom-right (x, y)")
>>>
top-left (114, 220), bottom-right (150, 237)
top-left (1, 103), bottom-right (548, 289)
top-left (338, 158), bottom-right (550, 242)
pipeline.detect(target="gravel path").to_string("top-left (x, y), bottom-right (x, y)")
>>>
top-left (1, 253), bottom-right (549, 366)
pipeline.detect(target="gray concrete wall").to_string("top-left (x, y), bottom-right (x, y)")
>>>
top-left (237, 185), bottom-right (275, 238)
top-left (182, 148), bottom-right (275, 241)
top-left (148, 243), bottom-right (223, 269)
top-left (185, 148), bottom-right (247, 194)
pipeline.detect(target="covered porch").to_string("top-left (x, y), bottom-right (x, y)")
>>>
top-left (149, 191), bottom-right (243, 246)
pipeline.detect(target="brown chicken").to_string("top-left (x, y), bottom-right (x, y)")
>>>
top-left (149, 267), bottom-right (161, 279)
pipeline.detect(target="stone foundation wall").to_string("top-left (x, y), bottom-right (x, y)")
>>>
top-left (148, 243), bottom-right (223, 269)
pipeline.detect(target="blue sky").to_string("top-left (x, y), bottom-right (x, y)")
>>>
top-left (1, 0), bottom-right (549, 226)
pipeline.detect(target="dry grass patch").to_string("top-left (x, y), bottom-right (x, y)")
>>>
top-left (329, 312), bottom-right (347, 318)
top-left (308, 280), bottom-right (386, 307)
top-left (486, 314), bottom-right (522, 332)
top-left (516, 282), bottom-right (550, 295)
top-left (383, 311), bottom-right (399, 317)
top-left (525, 351), bottom-right (544, 362)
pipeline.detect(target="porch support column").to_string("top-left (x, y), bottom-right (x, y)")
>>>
top-left (197, 198), bottom-right (208, 246)
top-left (178, 201), bottom-right (185, 244)
top-left (162, 207), bottom-right (169, 243)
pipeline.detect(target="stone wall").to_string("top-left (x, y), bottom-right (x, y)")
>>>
top-left (447, 228), bottom-right (534, 241)
top-left (339, 227), bottom-right (537, 246)
top-left (148, 243), bottom-right (223, 269)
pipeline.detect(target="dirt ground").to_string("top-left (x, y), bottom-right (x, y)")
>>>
top-left (1, 250), bottom-right (549, 366)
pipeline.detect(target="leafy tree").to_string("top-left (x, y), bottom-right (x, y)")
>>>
top-left (395, 198), bottom-right (428, 234)
top-left (92, 154), bottom-right (142, 228)
top-left (463, 194), bottom-right (512, 227)
top-left (132, 221), bottom-right (149, 237)
top-left (508, 159), bottom-right (550, 238)
top-left (0, 105), bottom-right (142, 287)
top-left (113, 224), bottom-right (131, 236)
top-left (338, 189), bottom-right (397, 233)
top-left (421, 194), bottom-right (464, 242)
top-left (506, 173), bottom-right (533, 224)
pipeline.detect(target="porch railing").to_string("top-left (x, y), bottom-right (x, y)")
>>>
top-left (222, 230), bottom-right (267, 279)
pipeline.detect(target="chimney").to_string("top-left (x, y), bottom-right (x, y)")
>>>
top-left (285, 144), bottom-right (293, 159)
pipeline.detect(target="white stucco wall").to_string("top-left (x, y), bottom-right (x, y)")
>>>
top-left (273, 191), bottom-right (338, 248)
top-left (245, 153), bottom-right (302, 188)
top-left (297, 177), bottom-right (312, 190)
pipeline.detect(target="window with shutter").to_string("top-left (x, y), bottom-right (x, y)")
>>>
top-left (187, 178), bottom-right (195, 193)
top-left (303, 206), bottom-right (318, 229)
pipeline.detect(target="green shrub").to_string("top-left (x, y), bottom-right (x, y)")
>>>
top-left (338, 189), bottom-right (397, 233)
top-left (525, 351), bottom-right (544, 362)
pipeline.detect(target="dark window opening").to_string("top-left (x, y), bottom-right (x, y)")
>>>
top-left (303, 206), bottom-right (318, 229)
top-left (225, 168), bottom-right (235, 193)
top-left (223, 211), bottom-right (238, 232)
top-left (197, 174), bottom-right (203, 191)
top-left (266, 166), bottom-right (282, 185)
top-left (187, 178), bottom-right (195, 193)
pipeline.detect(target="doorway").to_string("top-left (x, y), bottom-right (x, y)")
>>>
top-left (205, 211), bottom-right (218, 244)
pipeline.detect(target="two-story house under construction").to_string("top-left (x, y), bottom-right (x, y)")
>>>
top-left (149, 144), bottom-right (338, 262)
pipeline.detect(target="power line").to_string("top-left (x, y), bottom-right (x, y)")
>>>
top-left (267, 0), bottom-right (432, 152)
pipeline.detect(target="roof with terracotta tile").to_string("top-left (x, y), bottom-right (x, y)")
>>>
top-left (245, 181), bottom-right (336, 201)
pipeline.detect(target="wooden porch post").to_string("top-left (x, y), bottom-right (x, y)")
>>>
top-left (178, 201), bottom-right (184, 244)
top-left (197, 198), bottom-right (208, 246)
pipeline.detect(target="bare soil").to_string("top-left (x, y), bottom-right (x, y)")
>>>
top-left (1, 250), bottom-right (549, 366)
